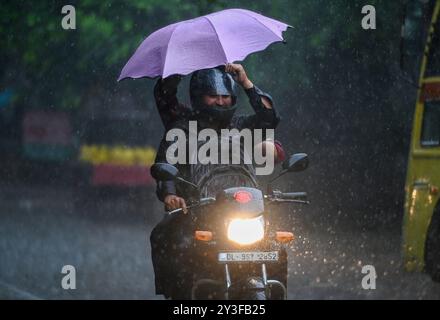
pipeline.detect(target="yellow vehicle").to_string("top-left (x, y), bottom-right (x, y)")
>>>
top-left (402, 0), bottom-right (440, 280)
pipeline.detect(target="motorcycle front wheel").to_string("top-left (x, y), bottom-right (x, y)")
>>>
top-left (240, 277), bottom-right (267, 300)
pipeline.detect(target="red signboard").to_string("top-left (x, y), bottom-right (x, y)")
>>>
top-left (91, 164), bottom-right (154, 187)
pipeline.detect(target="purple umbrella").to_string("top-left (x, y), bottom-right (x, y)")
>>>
top-left (118, 8), bottom-right (291, 80)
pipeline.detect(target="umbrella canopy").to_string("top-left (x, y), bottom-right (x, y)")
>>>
top-left (118, 8), bottom-right (291, 80)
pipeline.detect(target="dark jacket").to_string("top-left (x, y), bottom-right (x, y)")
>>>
top-left (153, 76), bottom-right (280, 201)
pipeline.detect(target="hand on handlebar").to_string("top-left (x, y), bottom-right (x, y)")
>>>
top-left (164, 194), bottom-right (188, 214)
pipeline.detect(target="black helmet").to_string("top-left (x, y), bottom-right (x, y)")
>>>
top-left (190, 67), bottom-right (238, 125)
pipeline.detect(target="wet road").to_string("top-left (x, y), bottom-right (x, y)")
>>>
top-left (0, 183), bottom-right (439, 299)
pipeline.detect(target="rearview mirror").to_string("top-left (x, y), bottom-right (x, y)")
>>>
top-left (270, 153), bottom-right (309, 184)
top-left (282, 153), bottom-right (309, 172)
top-left (150, 163), bottom-right (179, 181)
top-left (150, 163), bottom-right (200, 198)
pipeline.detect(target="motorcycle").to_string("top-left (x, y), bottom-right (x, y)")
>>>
top-left (150, 153), bottom-right (309, 300)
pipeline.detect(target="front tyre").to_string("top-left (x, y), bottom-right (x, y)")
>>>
top-left (245, 290), bottom-right (267, 300)
top-left (242, 277), bottom-right (267, 300)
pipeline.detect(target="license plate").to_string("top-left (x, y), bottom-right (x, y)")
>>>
top-left (218, 251), bottom-right (279, 263)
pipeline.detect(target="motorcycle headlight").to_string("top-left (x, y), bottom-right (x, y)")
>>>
top-left (227, 215), bottom-right (265, 245)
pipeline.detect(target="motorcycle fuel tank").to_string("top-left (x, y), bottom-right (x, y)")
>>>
top-left (215, 187), bottom-right (264, 218)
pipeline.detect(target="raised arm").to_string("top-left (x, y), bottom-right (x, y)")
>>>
top-left (225, 63), bottom-right (280, 130)
top-left (154, 75), bottom-right (191, 129)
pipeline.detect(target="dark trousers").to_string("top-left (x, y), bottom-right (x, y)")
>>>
top-left (150, 213), bottom-right (193, 298)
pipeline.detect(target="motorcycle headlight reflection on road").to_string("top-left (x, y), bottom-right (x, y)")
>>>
top-left (227, 215), bottom-right (265, 245)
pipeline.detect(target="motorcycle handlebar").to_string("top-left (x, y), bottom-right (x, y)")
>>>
top-left (166, 191), bottom-right (309, 215)
top-left (277, 192), bottom-right (308, 201)
top-left (166, 197), bottom-right (215, 215)
top-left (166, 207), bottom-right (185, 215)
top-left (266, 191), bottom-right (309, 204)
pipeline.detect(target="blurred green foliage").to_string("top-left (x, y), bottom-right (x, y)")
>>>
top-left (1, 0), bottom-right (201, 110)
top-left (0, 0), bottom-right (420, 223)
top-left (0, 0), bottom-right (405, 111)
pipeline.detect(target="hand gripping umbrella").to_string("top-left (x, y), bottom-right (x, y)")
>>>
top-left (118, 8), bottom-right (291, 80)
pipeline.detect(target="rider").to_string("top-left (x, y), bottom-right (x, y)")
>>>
top-left (153, 64), bottom-right (284, 209)
top-left (150, 63), bottom-right (282, 298)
